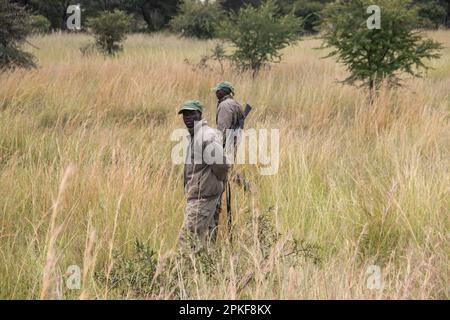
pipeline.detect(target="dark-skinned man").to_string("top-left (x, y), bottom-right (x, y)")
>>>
top-left (213, 81), bottom-right (244, 149)
top-left (212, 81), bottom-right (245, 241)
top-left (178, 100), bottom-right (230, 251)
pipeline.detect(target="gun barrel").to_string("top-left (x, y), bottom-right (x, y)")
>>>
top-left (244, 104), bottom-right (253, 118)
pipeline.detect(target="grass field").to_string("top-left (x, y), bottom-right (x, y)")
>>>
top-left (0, 31), bottom-right (449, 299)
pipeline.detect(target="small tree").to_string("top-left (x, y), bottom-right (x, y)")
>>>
top-left (0, 0), bottom-right (36, 70)
top-left (220, 0), bottom-right (303, 77)
top-left (87, 10), bottom-right (132, 56)
top-left (170, 0), bottom-right (223, 39)
top-left (321, 0), bottom-right (443, 93)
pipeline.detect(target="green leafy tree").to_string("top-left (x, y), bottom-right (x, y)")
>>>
top-left (220, 0), bottom-right (302, 77)
top-left (0, 0), bottom-right (36, 70)
top-left (126, 0), bottom-right (180, 31)
top-left (28, 0), bottom-right (180, 32)
top-left (428, 0), bottom-right (450, 27)
top-left (413, 0), bottom-right (447, 28)
top-left (279, 0), bottom-right (331, 33)
top-left (170, 0), bottom-right (223, 39)
top-left (220, 0), bottom-right (332, 34)
top-left (30, 0), bottom-right (71, 30)
top-left (87, 10), bottom-right (132, 56)
top-left (446, 0), bottom-right (450, 26)
top-left (321, 0), bottom-right (443, 92)
top-left (220, 0), bottom-right (262, 11)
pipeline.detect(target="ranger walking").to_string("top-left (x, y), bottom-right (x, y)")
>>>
top-left (213, 81), bottom-right (245, 151)
top-left (212, 82), bottom-right (245, 241)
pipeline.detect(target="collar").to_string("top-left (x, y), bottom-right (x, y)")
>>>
top-left (188, 119), bottom-right (207, 136)
top-left (218, 95), bottom-right (233, 104)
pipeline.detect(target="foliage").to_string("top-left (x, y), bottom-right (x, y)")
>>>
top-left (81, 0), bottom-right (180, 32)
top-left (127, 0), bottom-right (180, 31)
top-left (96, 240), bottom-right (160, 297)
top-left (17, 0), bottom-right (450, 33)
top-left (279, 0), bottom-right (330, 33)
top-left (0, 0), bottom-right (36, 70)
top-left (184, 42), bottom-right (228, 75)
top-left (321, 0), bottom-right (443, 91)
top-left (31, 14), bottom-right (51, 34)
top-left (170, 0), bottom-right (223, 39)
top-left (30, 0), bottom-right (72, 30)
top-left (87, 10), bottom-right (132, 56)
top-left (219, 0), bottom-right (302, 77)
top-left (97, 209), bottom-right (320, 299)
top-left (413, 0), bottom-right (448, 29)
top-left (79, 42), bottom-right (97, 57)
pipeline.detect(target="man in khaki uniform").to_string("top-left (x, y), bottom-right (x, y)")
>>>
top-left (213, 81), bottom-right (244, 149)
top-left (178, 100), bottom-right (230, 251)
top-left (212, 82), bottom-right (244, 241)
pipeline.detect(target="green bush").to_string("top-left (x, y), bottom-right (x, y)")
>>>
top-left (170, 0), bottom-right (223, 39)
top-left (128, 14), bottom-right (149, 33)
top-left (220, 0), bottom-right (302, 77)
top-left (0, 0), bottom-right (36, 70)
top-left (414, 0), bottom-right (448, 29)
top-left (321, 0), bottom-right (443, 92)
top-left (31, 15), bottom-right (51, 34)
top-left (97, 210), bottom-right (320, 299)
top-left (280, 0), bottom-right (328, 33)
top-left (87, 10), bottom-right (132, 56)
top-left (97, 240), bottom-right (160, 297)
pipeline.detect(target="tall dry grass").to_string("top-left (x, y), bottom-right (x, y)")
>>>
top-left (0, 32), bottom-right (448, 299)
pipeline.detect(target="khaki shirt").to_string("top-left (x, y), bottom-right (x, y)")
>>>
top-left (184, 120), bottom-right (230, 201)
top-left (216, 95), bottom-right (244, 145)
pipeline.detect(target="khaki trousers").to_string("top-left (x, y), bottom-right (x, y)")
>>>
top-left (179, 195), bottom-right (221, 251)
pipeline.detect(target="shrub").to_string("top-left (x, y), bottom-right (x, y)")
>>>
top-left (219, 0), bottom-right (303, 77)
top-left (184, 42), bottom-right (229, 75)
top-left (128, 14), bottom-right (149, 33)
top-left (79, 43), bottom-right (97, 57)
top-left (280, 0), bottom-right (328, 33)
top-left (31, 15), bottom-right (51, 34)
top-left (170, 0), bottom-right (223, 39)
top-left (97, 209), bottom-right (321, 299)
top-left (87, 10), bottom-right (132, 56)
top-left (414, 0), bottom-right (448, 29)
top-left (321, 0), bottom-right (443, 92)
top-left (97, 240), bottom-right (160, 297)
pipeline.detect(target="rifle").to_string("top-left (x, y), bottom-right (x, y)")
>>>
top-left (227, 103), bottom-right (253, 243)
top-left (238, 103), bottom-right (253, 129)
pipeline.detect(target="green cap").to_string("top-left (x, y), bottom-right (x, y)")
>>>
top-left (178, 100), bottom-right (204, 114)
top-left (212, 81), bottom-right (235, 95)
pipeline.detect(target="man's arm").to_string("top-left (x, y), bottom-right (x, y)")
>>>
top-left (211, 141), bottom-right (230, 181)
top-left (203, 133), bottom-right (230, 181)
top-left (217, 104), bottom-right (234, 137)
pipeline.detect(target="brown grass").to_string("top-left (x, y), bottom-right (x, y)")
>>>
top-left (0, 31), bottom-right (448, 299)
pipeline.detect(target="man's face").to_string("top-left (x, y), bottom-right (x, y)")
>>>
top-left (182, 110), bottom-right (202, 129)
top-left (216, 89), bottom-right (227, 100)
